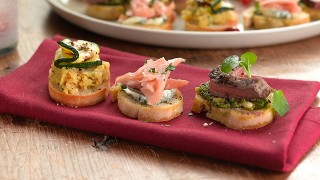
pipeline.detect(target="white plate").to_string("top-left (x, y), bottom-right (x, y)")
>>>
top-left (47, 0), bottom-right (320, 49)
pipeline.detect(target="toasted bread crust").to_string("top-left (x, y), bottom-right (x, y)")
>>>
top-left (243, 7), bottom-right (310, 29)
top-left (301, 4), bottom-right (320, 20)
top-left (118, 14), bottom-right (175, 30)
top-left (184, 11), bottom-right (238, 31)
top-left (111, 87), bottom-right (184, 122)
top-left (192, 94), bottom-right (276, 130)
top-left (48, 80), bottom-right (109, 107)
top-left (86, 4), bottom-right (125, 20)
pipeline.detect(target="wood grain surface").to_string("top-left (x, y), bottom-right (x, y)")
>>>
top-left (0, 0), bottom-right (319, 179)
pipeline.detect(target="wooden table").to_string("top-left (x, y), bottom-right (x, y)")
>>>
top-left (1, 0), bottom-right (319, 179)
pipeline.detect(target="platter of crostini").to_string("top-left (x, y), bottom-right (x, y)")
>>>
top-left (47, 0), bottom-right (320, 49)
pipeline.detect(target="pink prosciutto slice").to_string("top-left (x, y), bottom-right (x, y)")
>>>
top-left (115, 57), bottom-right (189, 105)
top-left (257, 0), bottom-right (301, 13)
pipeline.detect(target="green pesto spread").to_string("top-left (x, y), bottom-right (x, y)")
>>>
top-left (196, 82), bottom-right (270, 110)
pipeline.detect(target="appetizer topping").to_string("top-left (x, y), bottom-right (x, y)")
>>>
top-left (209, 67), bottom-right (273, 99)
top-left (197, 82), bottom-right (270, 110)
top-left (54, 39), bottom-right (102, 69)
top-left (214, 52), bottom-right (290, 117)
top-left (115, 57), bottom-right (188, 105)
top-left (122, 86), bottom-right (176, 104)
top-left (196, 0), bottom-right (235, 14)
top-left (255, 0), bottom-right (302, 19)
top-left (49, 39), bottom-right (109, 95)
top-left (182, 0), bottom-right (237, 27)
top-left (300, 0), bottom-right (320, 9)
top-left (129, 0), bottom-right (175, 18)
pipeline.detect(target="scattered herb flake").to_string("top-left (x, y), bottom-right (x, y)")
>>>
top-left (148, 68), bottom-right (157, 73)
top-left (163, 63), bottom-right (176, 74)
top-left (149, 0), bottom-right (155, 7)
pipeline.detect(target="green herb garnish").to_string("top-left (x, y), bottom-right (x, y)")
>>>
top-left (240, 52), bottom-right (257, 78)
top-left (221, 52), bottom-right (256, 78)
top-left (54, 40), bottom-right (102, 69)
top-left (221, 55), bottom-right (240, 74)
top-left (148, 68), bottom-right (157, 73)
top-left (162, 63), bottom-right (176, 74)
top-left (272, 90), bottom-right (290, 117)
top-left (196, 0), bottom-right (234, 14)
top-left (120, 84), bottom-right (127, 90)
top-left (149, 0), bottom-right (155, 7)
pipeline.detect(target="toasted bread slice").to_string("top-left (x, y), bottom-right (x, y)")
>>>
top-left (184, 11), bottom-right (238, 31)
top-left (184, 20), bottom-right (238, 31)
top-left (118, 14), bottom-right (175, 30)
top-left (49, 79), bottom-right (109, 107)
top-left (192, 93), bottom-right (276, 130)
top-left (301, 4), bottom-right (320, 20)
top-left (86, 4), bottom-right (125, 21)
top-left (243, 7), bottom-right (310, 29)
top-left (110, 85), bottom-right (183, 122)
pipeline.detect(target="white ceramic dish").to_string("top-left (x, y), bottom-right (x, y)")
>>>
top-left (47, 0), bottom-right (320, 49)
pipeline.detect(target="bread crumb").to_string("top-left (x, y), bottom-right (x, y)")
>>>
top-left (188, 112), bottom-right (194, 116)
top-left (203, 122), bottom-right (214, 127)
top-left (162, 124), bottom-right (170, 127)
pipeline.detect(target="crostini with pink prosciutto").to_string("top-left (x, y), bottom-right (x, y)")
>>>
top-left (110, 57), bottom-right (189, 122)
top-left (118, 0), bottom-right (176, 30)
top-left (243, 0), bottom-right (310, 29)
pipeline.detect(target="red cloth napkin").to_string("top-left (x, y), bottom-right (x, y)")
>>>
top-left (0, 36), bottom-right (319, 172)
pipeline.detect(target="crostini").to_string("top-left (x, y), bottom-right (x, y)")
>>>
top-left (300, 0), bottom-right (320, 20)
top-left (48, 39), bottom-right (110, 107)
top-left (192, 52), bottom-right (290, 130)
top-left (86, 0), bottom-right (129, 21)
top-left (118, 0), bottom-right (176, 30)
top-left (110, 57), bottom-right (189, 122)
top-left (243, 0), bottom-right (310, 29)
top-left (181, 0), bottom-right (239, 31)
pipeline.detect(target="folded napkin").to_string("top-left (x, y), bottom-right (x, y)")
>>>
top-left (0, 36), bottom-right (319, 172)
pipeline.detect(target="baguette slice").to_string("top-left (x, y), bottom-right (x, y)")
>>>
top-left (184, 20), bottom-right (238, 31)
top-left (49, 80), bottom-right (110, 107)
top-left (192, 93), bottom-right (276, 130)
top-left (110, 85), bottom-right (183, 122)
top-left (243, 7), bottom-right (310, 29)
top-left (301, 4), bottom-right (320, 20)
top-left (184, 11), bottom-right (238, 31)
top-left (86, 4), bottom-right (125, 21)
top-left (118, 14), bottom-right (175, 30)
